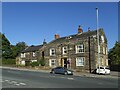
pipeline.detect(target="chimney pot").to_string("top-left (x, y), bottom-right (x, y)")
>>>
top-left (88, 27), bottom-right (90, 32)
top-left (54, 34), bottom-right (60, 39)
top-left (78, 25), bottom-right (83, 33)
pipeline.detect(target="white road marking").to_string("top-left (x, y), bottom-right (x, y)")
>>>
top-left (5, 80), bottom-right (9, 82)
top-left (2, 81), bottom-right (5, 82)
top-left (60, 77), bottom-right (65, 78)
top-left (15, 83), bottom-right (20, 86)
top-left (98, 82), bottom-right (103, 85)
top-left (0, 80), bottom-right (2, 82)
top-left (19, 83), bottom-right (26, 86)
top-left (8, 81), bottom-right (14, 84)
top-left (3, 79), bottom-right (27, 86)
top-left (50, 76), bottom-right (55, 77)
top-left (67, 78), bottom-right (74, 80)
top-left (11, 81), bottom-right (17, 84)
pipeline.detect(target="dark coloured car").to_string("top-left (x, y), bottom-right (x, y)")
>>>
top-left (50, 67), bottom-right (73, 75)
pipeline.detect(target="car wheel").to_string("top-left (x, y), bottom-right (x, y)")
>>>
top-left (52, 70), bottom-right (55, 74)
top-left (64, 71), bottom-right (67, 75)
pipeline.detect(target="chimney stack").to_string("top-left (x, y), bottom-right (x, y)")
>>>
top-left (43, 39), bottom-right (47, 45)
top-left (54, 34), bottom-right (60, 39)
top-left (88, 27), bottom-right (90, 32)
top-left (78, 25), bottom-right (83, 34)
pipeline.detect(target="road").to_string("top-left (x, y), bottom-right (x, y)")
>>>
top-left (1, 68), bottom-right (119, 88)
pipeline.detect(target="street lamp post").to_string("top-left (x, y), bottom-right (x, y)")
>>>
top-left (96, 8), bottom-right (100, 73)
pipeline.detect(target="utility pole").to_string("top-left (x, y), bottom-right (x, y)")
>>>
top-left (96, 8), bottom-right (100, 73)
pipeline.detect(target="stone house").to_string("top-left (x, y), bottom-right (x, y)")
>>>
top-left (16, 26), bottom-right (108, 72)
top-left (39, 26), bottom-right (108, 72)
top-left (16, 45), bottom-right (43, 66)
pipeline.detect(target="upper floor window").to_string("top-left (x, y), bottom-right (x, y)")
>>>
top-left (101, 35), bottom-right (105, 43)
top-left (63, 46), bottom-right (68, 54)
top-left (106, 47), bottom-right (108, 55)
top-left (103, 47), bottom-right (105, 54)
top-left (21, 53), bottom-right (25, 58)
top-left (76, 44), bottom-right (84, 53)
top-left (33, 52), bottom-right (36, 57)
top-left (50, 48), bottom-right (56, 56)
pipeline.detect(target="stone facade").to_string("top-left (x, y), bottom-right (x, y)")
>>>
top-left (38, 27), bottom-right (108, 72)
top-left (16, 45), bottom-right (42, 66)
top-left (17, 26), bottom-right (108, 72)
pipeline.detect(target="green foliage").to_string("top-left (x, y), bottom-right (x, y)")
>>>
top-left (30, 62), bottom-right (39, 67)
top-left (108, 41), bottom-right (120, 65)
top-left (2, 34), bottom-right (13, 59)
top-left (1, 33), bottom-right (27, 59)
top-left (40, 58), bottom-right (45, 66)
top-left (99, 28), bottom-right (104, 35)
top-left (2, 59), bottom-right (16, 65)
top-left (11, 42), bottom-right (27, 58)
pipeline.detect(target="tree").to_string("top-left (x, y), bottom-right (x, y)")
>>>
top-left (2, 33), bottom-right (27, 59)
top-left (39, 57), bottom-right (45, 66)
top-left (2, 34), bottom-right (13, 59)
top-left (11, 42), bottom-right (27, 58)
top-left (108, 41), bottom-right (120, 65)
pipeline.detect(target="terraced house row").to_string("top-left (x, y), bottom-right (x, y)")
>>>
top-left (16, 25), bottom-right (108, 72)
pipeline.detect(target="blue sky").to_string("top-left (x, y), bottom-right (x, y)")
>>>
top-left (2, 2), bottom-right (118, 50)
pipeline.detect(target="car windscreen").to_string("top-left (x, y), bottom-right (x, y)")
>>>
top-left (100, 67), bottom-right (104, 69)
top-left (105, 67), bottom-right (110, 69)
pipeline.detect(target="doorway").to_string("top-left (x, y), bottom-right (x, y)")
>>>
top-left (64, 58), bottom-right (67, 68)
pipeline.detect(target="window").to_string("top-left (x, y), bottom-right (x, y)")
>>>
top-left (106, 47), bottom-right (108, 55)
top-left (76, 57), bottom-right (85, 66)
top-left (21, 53), bottom-right (23, 58)
top-left (21, 53), bottom-right (25, 58)
top-left (50, 48), bottom-right (56, 56)
top-left (63, 46), bottom-right (68, 54)
top-left (76, 44), bottom-right (84, 53)
top-left (103, 47), bottom-right (105, 54)
top-left (49, 59), bottom-right (56, 67)
top-left (106, 59), bottom-right (108, 66)
top-left (33, 52), bottom-right (36, 57)
top-left (101, 36), bottom-right (104, 43)
top-left (21, 60), bottom-right (25, 65)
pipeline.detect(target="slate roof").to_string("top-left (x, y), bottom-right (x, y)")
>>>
top-left (49, 29), bottom-right (99, 44)
top-left (21, 45), bottom-right (43, 53)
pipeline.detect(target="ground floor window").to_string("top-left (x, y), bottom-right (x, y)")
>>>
top-left (21, 60), bottom-right (25, 65)
top-left (76, 57), bottom-right (85, 66)
top-left (31, 60), bottom-right (37, 62)
top-left (49, 59), bottom-right (56, 67)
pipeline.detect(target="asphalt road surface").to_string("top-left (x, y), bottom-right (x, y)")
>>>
top-left (1, 68), bottom-right (119, 88)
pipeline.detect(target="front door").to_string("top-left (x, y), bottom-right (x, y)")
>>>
top-left (64, 58), bottom-right (67, 68)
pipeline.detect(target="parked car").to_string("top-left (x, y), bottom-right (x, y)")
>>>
top-left (96, 66), bottom-right (110, 75)
top-left (50, 66), bottom-right (73, 75)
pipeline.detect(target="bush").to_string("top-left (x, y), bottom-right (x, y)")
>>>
top-left (30, 62), bottom-right (39, 67)
top-left (2, 59), bottom-right (16, 65)
top-left (40, 59), bottom-right (45, 66)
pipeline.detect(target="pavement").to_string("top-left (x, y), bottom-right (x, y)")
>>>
top-left (0, 66), bottom-right (119, 79)
top-left (74, 71), bottom-right (119, 78)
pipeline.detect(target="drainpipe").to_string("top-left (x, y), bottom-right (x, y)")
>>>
top-left (88, 36), bottom-right (91, 73)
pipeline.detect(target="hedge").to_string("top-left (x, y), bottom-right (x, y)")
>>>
top-left (30, 62), bottom-right (39, 67)
top-left (2, 59), bottom-right (16, 65)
